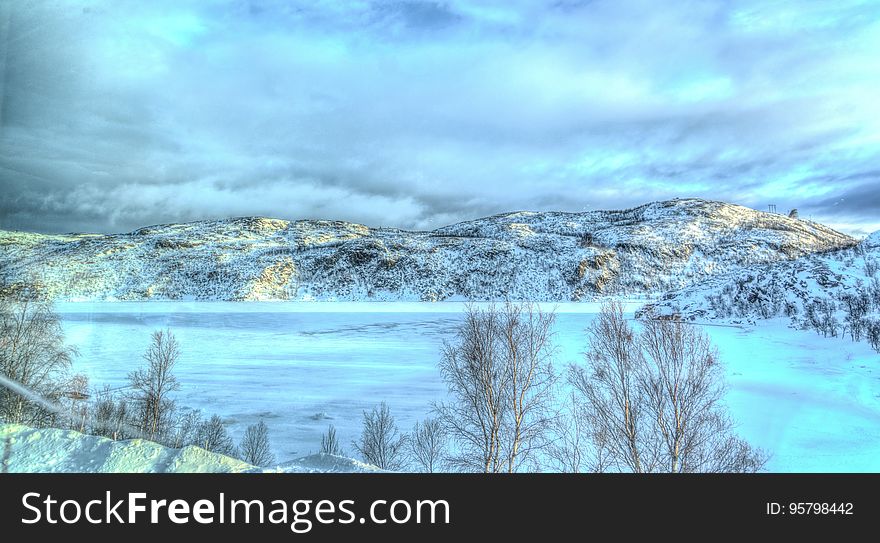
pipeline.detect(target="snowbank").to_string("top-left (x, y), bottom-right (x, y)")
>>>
top-left (279, 454), bottom-right (381, 473)
top-left (0, 424), bottom-right (378, 473)
top-left (0, 424), bottom-right (255, 473)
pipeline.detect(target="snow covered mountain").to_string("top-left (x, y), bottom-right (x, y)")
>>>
top-left (0, 198), bottom-right (854, 302)
top-left (644, 232), bottom-right (880, 351)
top-left (0, 424), bottom-right (379, 473)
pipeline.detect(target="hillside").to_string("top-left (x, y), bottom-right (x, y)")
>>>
top-left (0, 424), bottom-right (379, 473)
top-left (0, 198), bottom-right (854, 302)
top-left (644, 233), bottom-right (880, 351)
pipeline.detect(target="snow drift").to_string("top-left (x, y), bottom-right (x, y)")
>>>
top-left (0, 424), bottom-right (379, 473)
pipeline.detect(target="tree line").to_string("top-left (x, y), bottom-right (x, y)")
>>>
top-left (704, 244), bottom-right (880, 353)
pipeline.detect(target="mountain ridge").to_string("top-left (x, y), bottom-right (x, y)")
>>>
top-left (0, 198), bottom-right (856, 302)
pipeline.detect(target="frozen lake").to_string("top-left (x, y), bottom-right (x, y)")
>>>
top-left (56, 302), bottom-right (880, 472)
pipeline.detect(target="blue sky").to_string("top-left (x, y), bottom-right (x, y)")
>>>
top-left (1, 0), bottom-right (879, 235)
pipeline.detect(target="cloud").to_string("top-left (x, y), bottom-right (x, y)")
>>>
top-left (1, 0), bottom-right (879, 235)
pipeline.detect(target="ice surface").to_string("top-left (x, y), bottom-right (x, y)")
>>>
top-left (702, 319), bottom-right (880, 472)
top-left (55, 303), bottom-right (880, 472)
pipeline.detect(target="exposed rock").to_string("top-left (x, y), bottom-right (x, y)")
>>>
top-left (0, 199), bottom-right (855, 302)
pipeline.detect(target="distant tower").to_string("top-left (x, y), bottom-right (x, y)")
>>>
top-left (768, 204), bottom-right (777, 214)
top-left (788, 208), bottom-right (799, 219)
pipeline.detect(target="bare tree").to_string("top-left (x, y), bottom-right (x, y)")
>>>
top-left (639, 317), bottom-right (758, 473)
top-left (409, 417), bottom-right (447, 473)
top-left (841, 291), bottom-right (869, 342)
top-left (818, 299), bottom-right (839, 338)
top-left (128, 329), bottom-right (180, 441)
top-left (353, 402), bottom-right (407, 470)
top-left (568, 301), bottom-right (653, 472)
top-left (195, 414), bottom-right (238, 457)
top-left (868, 319), bottom-right (880, 352)
top-left (870, 278), bottom-right (880, 310)
top-left (435, 302), bottom-right (557, 473)
top-left (570, 303), bottom-right (767, 473)
top-left (0, 300), bottom-right (76, 426)
top-left (700, 431), bottom-right (770, 473)
top-left (62, 373), bottom-right (89, 433)
top-left (91, 385), bottom-right (131, 441)
top-left (546, 392), bottom-right (610, 473)
top-left (320, 424), bottom-right (344, 456)
top-left (2, 436), bottom-right (10, 473)
top-left (240, 420), bottom-right (275, 467)
top-left (169, 409), bottom-right (203, 449)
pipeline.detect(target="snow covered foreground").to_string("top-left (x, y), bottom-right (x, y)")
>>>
top-left (0, 424), bottom-right (379, 473)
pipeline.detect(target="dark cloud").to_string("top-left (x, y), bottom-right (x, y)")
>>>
top-left (812, 179), bottom-right (880, 216)
top-left (1, 0), bottom-right (879, 236)
top-left (370, 1), bottom-right (463, 32)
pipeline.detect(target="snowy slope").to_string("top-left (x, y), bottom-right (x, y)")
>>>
top-left (644, 234), bottom-right (880, 350)
top-left (0, 199), bottom-right (854, 302)
top-left (0, 424), bottom-right (379, 473)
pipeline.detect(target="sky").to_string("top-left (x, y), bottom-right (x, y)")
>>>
top-left (1, 0), bottom-right (879, 236)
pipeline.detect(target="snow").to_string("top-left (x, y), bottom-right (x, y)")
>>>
top-left (278, 453), bottom-right (381, 473)
top-left (0, 424), bottom-right (256, 473)
top-left (0, 424), bottom-right (380, 473)
top-left (0, 198), bottom-right (853, 302)
top-left (52, 302), bottom-right (880, 472)
top-left (706, 319), bottom-right (880, 472)
top-left (646, 239), bottom-right (880, 337)
top-left (865, 230), bottom-right (880, 249)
